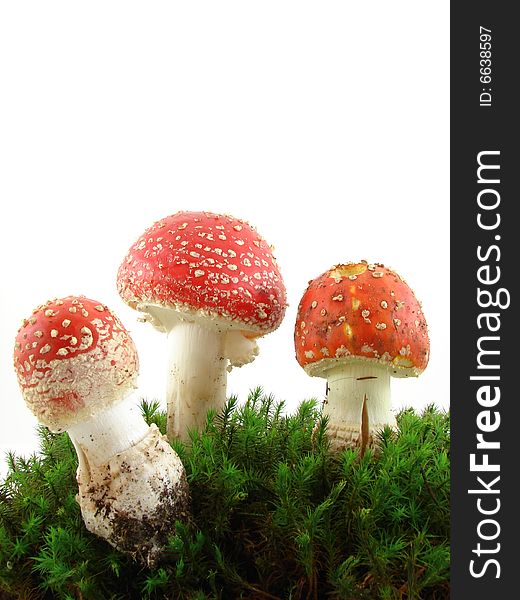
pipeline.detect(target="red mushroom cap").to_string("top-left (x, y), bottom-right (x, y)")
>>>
top-left (294, 262), bottom-right (429, 378)
top-left (117, 211), bottom-right (287, 334)
top-left (13, 296), bottom-right (139, 432)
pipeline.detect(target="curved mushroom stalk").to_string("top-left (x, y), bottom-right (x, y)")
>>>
top-left (69, 400), bottom-right (190, 567)
top-left (323, 363), bottom-right (396, 452)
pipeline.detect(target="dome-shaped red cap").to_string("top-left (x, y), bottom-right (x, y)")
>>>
top-left (117, 211), bottom-right (287, 334)
top-left (295, 262), bottom-right (429, 378)
top-left (13, 296), bottom-right (139, 432)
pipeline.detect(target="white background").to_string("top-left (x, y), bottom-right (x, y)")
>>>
top-left (0, 2), bottom-right (449, 477)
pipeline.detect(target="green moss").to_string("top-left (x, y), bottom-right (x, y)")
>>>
top-left (1, 389), bottom-right (450, 599)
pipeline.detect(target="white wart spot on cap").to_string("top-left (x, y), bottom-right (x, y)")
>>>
top-left (335, 345), bottom-right (350, 358)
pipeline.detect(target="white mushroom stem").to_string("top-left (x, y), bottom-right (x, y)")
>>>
top-left (67, 394), bottom-right (190, 567)
top-left (67, 396), bottom-right (149, 467)
top-left (322, 363), bottom-right (396, 451)
top-left (166, 320), bottom-right (228, 440)
top-left (165, 320), bottom-right (259, 441)
top-left (138, 305), bottom-right (260, 441)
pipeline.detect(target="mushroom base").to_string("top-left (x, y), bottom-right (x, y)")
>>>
top-left (75, 424), bottom-right (190, 567)
top-left (322, 422), bottom-right (387, 453)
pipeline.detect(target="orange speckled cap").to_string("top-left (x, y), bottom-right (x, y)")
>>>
top-left (294, 261), bottom-right (429, 378)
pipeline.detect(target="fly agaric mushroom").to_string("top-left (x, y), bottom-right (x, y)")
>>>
top-left (294, 261), bottom-right (429, 452)
top-left (13, 296), bottom-right (190, 566)
top-left (117, 211), bottom-right (287, 440)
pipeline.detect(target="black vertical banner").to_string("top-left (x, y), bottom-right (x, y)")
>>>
top-left (451, 3), bottom-right (517, 598)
